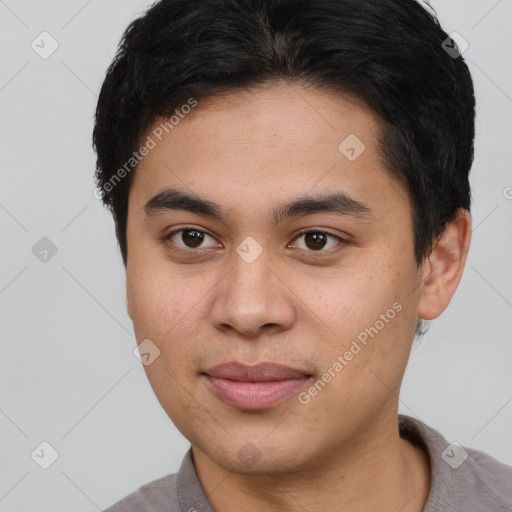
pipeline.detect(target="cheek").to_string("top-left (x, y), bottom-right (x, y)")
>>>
top-left (127, 266), bottom-right (208, 420)
top-left (127, 262), bottom-right (201, 338)
top-left (306, 258), bottom-right (415, 383)
top-left (299, 306), bottom-right (412, 432)
top-left (126, 264), bottom-right (217, 391)
top-left (307, 264), bottom-right (398, 339)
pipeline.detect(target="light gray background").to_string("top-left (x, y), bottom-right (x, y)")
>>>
top-left (0, 1), bottom-right (511, 510)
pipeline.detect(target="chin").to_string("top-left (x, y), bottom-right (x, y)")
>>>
top-left (192, 426), bottom-right (315, 476)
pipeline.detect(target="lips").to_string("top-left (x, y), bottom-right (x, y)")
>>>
top-left (205, 362), bottom-right (309, 381)
top-left (202, 362), bottom-right (311, 410)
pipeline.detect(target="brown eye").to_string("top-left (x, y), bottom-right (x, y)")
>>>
top-left (165, 228), bottom-right (218, 251)
top-left (304, 232), bottom-right (328, 250)
top-left (291, 230), bottom-right (344, 252)
top-left (180, 229), bottom-right (205, 248)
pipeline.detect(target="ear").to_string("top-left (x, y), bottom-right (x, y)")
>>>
top-left (417, 209), bottom-right (471, 320)
top-left (126, 291), bottom-right (132, 319)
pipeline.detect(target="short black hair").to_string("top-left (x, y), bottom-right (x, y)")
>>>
top-left (93, 0), bottom-right (475, 336)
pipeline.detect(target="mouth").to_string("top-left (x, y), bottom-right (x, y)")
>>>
top-left (201, 362), bottom-right (312, 410)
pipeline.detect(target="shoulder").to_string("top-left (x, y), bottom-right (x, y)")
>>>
top-left (102, 448), bottom-right (213, 512)
top-left (102, 472), bottom-right (180, 512)
top-left (399, 415), bottom-right (512, 512)
top-left (461, 445), bottom-right (512, 510)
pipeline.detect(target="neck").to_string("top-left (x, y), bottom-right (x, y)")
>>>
top-left (191, 415), bottom-right (431, 512)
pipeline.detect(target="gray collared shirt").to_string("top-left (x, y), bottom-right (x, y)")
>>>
top-left (103, 415), bottom-right (512, 511)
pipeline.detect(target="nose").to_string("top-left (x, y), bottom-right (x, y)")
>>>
top-left (210, 249), bottom-right (296, 339)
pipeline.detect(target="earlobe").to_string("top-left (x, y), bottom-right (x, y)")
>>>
top-left (417, 209), bottom-right (472, 320)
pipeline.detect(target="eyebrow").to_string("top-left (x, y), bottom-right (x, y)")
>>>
top-left (143, 187), bottom-right (374, 224)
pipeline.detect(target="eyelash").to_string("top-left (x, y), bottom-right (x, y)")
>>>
top-left (161, 227), bottom-right (347, 256)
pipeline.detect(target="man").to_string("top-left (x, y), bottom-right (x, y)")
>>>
top-left (94, 0), bottom-right (512, 510)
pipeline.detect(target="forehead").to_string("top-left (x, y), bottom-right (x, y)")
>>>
top-left (129, 82), bottom-right (410, 223)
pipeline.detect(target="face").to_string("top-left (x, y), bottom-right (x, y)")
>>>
top-left (125, 82), bottom-right (426, 475)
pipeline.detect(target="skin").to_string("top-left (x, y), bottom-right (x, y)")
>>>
top-left (125, 81), bottom-right (472, 512)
